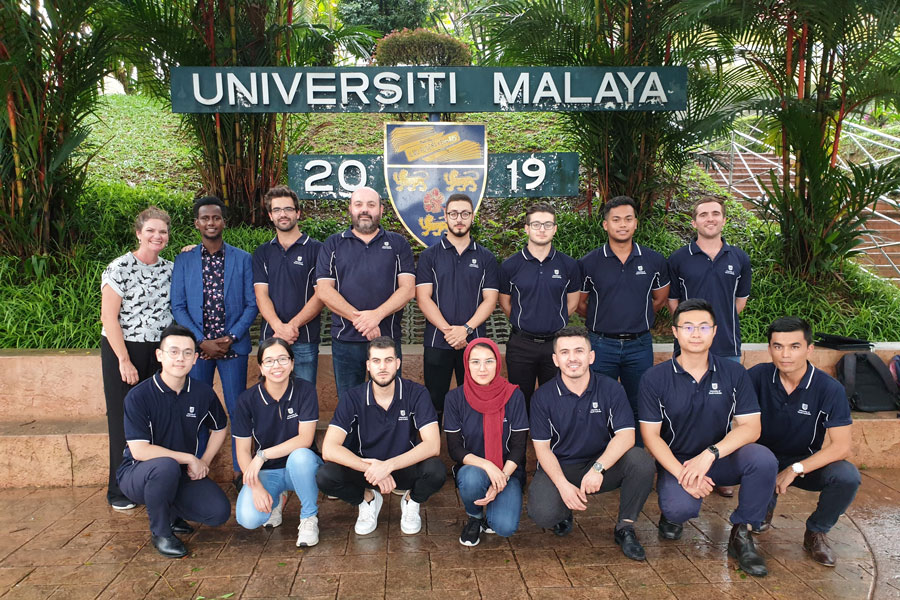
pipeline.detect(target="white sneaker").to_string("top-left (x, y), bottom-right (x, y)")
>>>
top-left (354, 492), bottom-right (383, 535)
top-left (400, 492), bottom-right (422, 534)
top-left (263, 492), bottom-right (288, 528)
top-left (296, 515), bottom-right (319, 547)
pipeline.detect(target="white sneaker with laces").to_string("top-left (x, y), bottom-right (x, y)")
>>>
top-left (354, 492), bottom-right (383, 535)
top-left (296, 515), bottom-right (319, 547)
top-left (400, 492), bottom-right (422, 534)
top-left (264, 492), bottom-right (288, 528)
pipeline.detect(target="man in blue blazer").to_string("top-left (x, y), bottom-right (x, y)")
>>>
top-left (171, 196), bottom-right (258, 487)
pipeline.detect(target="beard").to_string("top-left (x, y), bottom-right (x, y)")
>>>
top-left (370, 371), bottom-right (398, 388)
top-left (352, 212), bottom-right (380, 234)
top-left (447, 222), bottom-right (471, 238)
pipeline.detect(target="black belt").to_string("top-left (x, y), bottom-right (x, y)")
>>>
top-left (596, 330), bottom-right (649, 341)
top-left (510, 326), bottom-right (556, 343)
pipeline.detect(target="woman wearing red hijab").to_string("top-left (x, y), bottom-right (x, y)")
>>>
top-left (444, 338), bottom-right (529, 546)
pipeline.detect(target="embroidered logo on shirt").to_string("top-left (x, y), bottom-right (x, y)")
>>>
top-left (286, 407), bottom-right (298, 419)
top-left (293, 256), bottom-right (304, 266)
top-left (798, 403), bottom-right (812, 416)
top-left (709, 383), bottom-right (723, 395)
top-left (469, 258), bottom-right (479, 268)
top-left (552, 269), bottom-right (562, 279)
top-left (186, 406), bottom-right (197, 418)
top-left (398, 409), bottom-right (409, 421)
top-left (590, 401), bottom-right (603, 414)
top-left (724, 264), bottom-right (736, 275)
top-left (635, 265), bottom-right (647, 276)
top-left (382, 241), bottom-right (393, 250)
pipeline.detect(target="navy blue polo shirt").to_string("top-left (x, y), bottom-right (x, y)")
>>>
top-left (316, 228), bottom-right (415, 342)
top-left (530, 373), bottom-right (635, 465)
top-left (232, 378), bottom-right (320, 470)
top-left (500, 247), bottom-right (581, 335)
top-left (579, 243), bottom-right (670, 334)
top-left (668, 240), bottom-right (751, 357)
top-left (329, 377), bottom-right (438, 461)
top-left (120, 373), bottom-right (228, 467)
top-left (252, 234), bottom-right (323, 344)
top-left (749, 362), bottom-right (852, 458)
top-left (443, 387), bottom-right (529, 470)
top-left (638, 354), bottom-right (759, 460)
top-left (415, 235), bottom-right (500, 349)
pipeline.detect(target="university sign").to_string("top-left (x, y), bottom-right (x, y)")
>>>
top-left (171, 66), bottom-right (687, 113)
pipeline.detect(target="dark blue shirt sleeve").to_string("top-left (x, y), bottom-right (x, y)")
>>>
top-left (823, 379), bottom-right (853, 428)
top-left (203, 389), bottom-right (228, 431)
top-left (412, 385), bottom-right (438, 430)
top-left (638, 371), bottom-right (664, 423)
top-left (397, 237), bottom-right (416, 276)
top-left (737, 251), bottom-right (752, 298)
top-left (578, 255), bottom-right (591, 293)
top-left (415, 247), bottom-right (434, 286)
top-left (443, 389), bottom-right (462, 432)
top-left (733, 367), bottom-right (761, 416)
top-left (123, 390), bottom-right (152, 442)
top-left (483, 251), bottom-right (500, 291)
top-left (316, 236), bottom-right (337, 282)
top-left (330, 390), bottom-right (355, 433)
top-left (608, 383), bottom-right (636, 431)
top-left (297, 380), bottom-right (320, 423)
top-left (529, 390), bottom-right (552, 441)
top-left (506, 389), bottom-right (529, 431)
top-left (667, 255), bottom-right (682, 300)
top-left (252, 245), bottom-right (268, 285)
top-left (231, 390), bottom-right (253, 439)
top-left (654, 253), bottom-right (671, 289)
top-left (499, 259), bottom-right (513, 295)
top-left (565, 256), bottom-right (582, 294)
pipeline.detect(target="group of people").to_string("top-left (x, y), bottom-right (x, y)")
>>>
top-left (98, 187), bottom-right (861, 578)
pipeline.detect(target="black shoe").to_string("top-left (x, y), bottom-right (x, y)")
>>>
top-left (614, 526), bottom-right (646, 561)
top-left (151, 534), bottom-right (188, 558)
top-left (658, 515), bottom-right (683, 540)
top-left (728, 524), bottom-right (768, 577)
top-left (171, 517), bottom-right (194, 535)
top-left (552, 514), bottom-right (574, 537)
top-left (459, 516), bottom-right (482, 547)
top-left (232, 475), bottom-right (243, 492)
top-left (752, 506), bottom-right (774, 534)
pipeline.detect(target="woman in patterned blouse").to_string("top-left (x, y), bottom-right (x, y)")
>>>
top-left (100, 206), bottom-right (175, 510)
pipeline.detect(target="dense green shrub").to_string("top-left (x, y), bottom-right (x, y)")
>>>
top-left (374, 28), bottom-right (472, 67)
top-left (338, 0), bottom-right (431, 37)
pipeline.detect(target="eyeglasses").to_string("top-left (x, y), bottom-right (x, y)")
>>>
top-left (261, 356), bottom-right (292, 368)
top-left (446, 210), bottom-right (472, 220)
top-left (163, 348), bottom-right (195, 359)
top-left (527, 221), bottom-right (556, 230)
top-left (675, 324), bottom-right (715, 335)
top-left (270, 207), bottom-right (297, 215)
top-left (468, 358), bottom-right (497, 368)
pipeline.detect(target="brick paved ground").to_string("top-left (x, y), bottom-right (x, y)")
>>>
top-left (0, 467), bottom-right (890, 599)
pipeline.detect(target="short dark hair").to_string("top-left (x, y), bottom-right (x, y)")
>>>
top-left (526, 202), bottom-right (555, 223)
top-left (158, 324), bottom-right (197, 349)
top-left (553, 325), bottom-right (591, 351)
top-left (257, 336), bottom-right (294, 364)
top-left (367, 336), bottom-right (397, 358)
top-left (692, 196), bottom-right (727, 219)
top-left (193, 196), bottom-right (227, 219)
top-left (263, 185), bottom-right (300, 213)
top-left (602, 195), bottom-right (637, 220)
top-left (767, 316), bottom-right (813, 345)
top-left (445, 193), bottom-right (473, 210)
top-left (672, 298), bottom-right (716, 326)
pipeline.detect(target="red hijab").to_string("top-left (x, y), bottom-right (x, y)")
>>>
top-left (462, 338), bottom-right (518, 468)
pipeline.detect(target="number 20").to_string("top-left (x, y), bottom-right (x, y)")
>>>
top-left (305, 160), bottom-right (367, 195)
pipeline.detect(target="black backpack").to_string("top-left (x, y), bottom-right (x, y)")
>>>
top-left (835, 352), bottom-right (900, 412)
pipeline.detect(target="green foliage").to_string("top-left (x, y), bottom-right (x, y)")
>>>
top-left (0, 0), bottom-right (119, 258)
top-left (374, 28), bottom-right (472, 67)
top-left (337, 0), bottom-right (431, 38)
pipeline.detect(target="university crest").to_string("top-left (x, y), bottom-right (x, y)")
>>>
top-left (384, 122), bottom-right (487, 247)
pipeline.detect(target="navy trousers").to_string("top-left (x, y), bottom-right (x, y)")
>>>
top-left (768, 456), bottom-right (861, 533)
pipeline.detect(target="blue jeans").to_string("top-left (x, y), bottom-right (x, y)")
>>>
top-left (331, 339), bottom-right (401, 398)
top-left (291, 341), bottom-right (319, 385)
top-left (767, 457), bottom-right (860, 533)
top-left (589, 332), bottom-right (652, 440)
top-left (456, 465), bottom-right (522, 537)
top-left (235, 448), bottom-right (323, 527)
top-left (191, 354), bottom-right (248, 471)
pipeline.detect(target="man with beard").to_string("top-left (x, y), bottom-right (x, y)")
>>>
top-left (416, 193), bottom-right (500, 425)
top-left (253, 185), bottom-right (325, 385)
top-left (171, 196), bottom-right (258, 488)
top-left (316, 187), bottom-right (416, 396)
top-left (316, 336), bottom-right (446, 535)
top-left (499, 202), bottom-right (582, 413)
top-left (577, 196), bottom-right (670, 443)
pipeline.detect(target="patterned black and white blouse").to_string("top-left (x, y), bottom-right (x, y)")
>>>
top-left (101, 253), bottom-right (174, 342)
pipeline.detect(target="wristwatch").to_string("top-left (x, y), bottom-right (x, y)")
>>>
top-left (256, 448), bottom-right (267, 462)
top-left (791, 462), bottom-right (805, 477)
top-left (464, 323), bottom-right (474, 336)
top-left (592, 461), bottom-right (606, 474)
top-left (707, 445), bottom-right (720, 459)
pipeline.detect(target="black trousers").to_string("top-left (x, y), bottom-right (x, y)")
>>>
top-left (423, 346), bottom-right (465, 426)
top-left (101, 336), bottom-right (160, 502)
top-left (527, 447), bottom-right (656, 529)
top-left (505, 331), bottom-right (558, 413)
top-left (316, 456), bottom-right (447, 506)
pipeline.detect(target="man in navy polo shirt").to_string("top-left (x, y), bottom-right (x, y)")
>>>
top-left (316, 337), bottom-right (446, 536)
top-left (749, 316), bottom-right (860, 567)
top-left (578, 196), bottom-right (669, 436)
top-left (500, 202), bottom-right (581, 411)
top-left (316, 187), bottom-right (416, 396)
top-left (117, 324), bottom-right (231, 559)
top-left (253, 185), bottom-right (325, 384)
top-left (416, 193), bottom-right (499, 425)
top-left (639, 299), bottom-right (776, 577)
top-left (527, 326), bottom-right (655, 561)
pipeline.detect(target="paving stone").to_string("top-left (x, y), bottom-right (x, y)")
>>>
top-left (289, 572), bottom-right (339, 597)
top-left (337, 571), bottom-right (386, 599)
top-left (191, 575), bottom-right (248, 599)
top-left (474, 567), bottom-right (527, 598)
top-left (667, 581), bottom-right (774, 599)
top-left (386, 552), bottom-right (431, 590)
top-left (527, 585), bottom-right (627, 599)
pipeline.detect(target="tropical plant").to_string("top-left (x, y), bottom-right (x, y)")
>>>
top-left (468, 0), bottom-right (752, 215)
top-left (429, 0), bottom-right (492, 63)
top-left (113, 0), bottom-right (374, 225)
top-left (0, 0), bottom-right (118, 258)
top-left (337, 0), bottom-right (431, 39)
top-left (374, 28), bottom-right (472, 68)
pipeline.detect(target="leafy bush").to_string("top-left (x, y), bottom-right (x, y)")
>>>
top-left (338, 0), bottom-right (431, 38)
top-left (374, 28), bottom-right (472, 67)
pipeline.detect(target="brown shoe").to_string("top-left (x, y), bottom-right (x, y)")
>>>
top-left (803, 530), bottom-right (836, 566)
top-left (715, 485), bottom-right (735, 498)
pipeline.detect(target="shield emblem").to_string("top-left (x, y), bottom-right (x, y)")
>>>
top-left (385, 122), bottom-right (487, 247)
top-left (801, 403), bottom-right (808, 411)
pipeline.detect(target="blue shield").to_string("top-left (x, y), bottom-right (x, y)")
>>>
top-left (384, 122), bottom-right (487, 247)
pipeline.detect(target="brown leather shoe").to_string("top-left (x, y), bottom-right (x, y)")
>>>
top-left (803, 529), bottom-right (836, 566)
top-left (715, 485), bottom-right (735, 498)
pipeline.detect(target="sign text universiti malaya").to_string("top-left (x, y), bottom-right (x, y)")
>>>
top-left (171, 67), bottom-right (687, 113)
